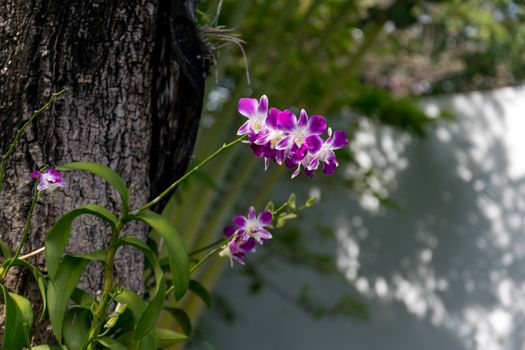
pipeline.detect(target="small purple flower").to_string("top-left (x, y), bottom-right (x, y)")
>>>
top-left (32, 168), bottom-right (65, 192)
top-left (275, 109), bottom-right (326, 151)
top-left (219, 235), bottom-right (257, 266)
top-left (237, 95), bottom-right (269, 136)
top-left (308, 128), bottom-right (349, 175)
top-left (233, 206), bottom-right (273, 244)
top-left (220, 206), bottom-right (273, 266)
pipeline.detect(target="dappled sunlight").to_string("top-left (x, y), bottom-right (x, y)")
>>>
top-left (334, 86), bottom-right (525, 350)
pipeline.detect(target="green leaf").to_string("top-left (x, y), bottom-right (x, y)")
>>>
top-left (134, 279), bottom-right (166, 341)
top-left (63, 307), bottom-right (92, 350)
top-left (47, 255), bottom-right (90, 343)
top-left (155, 328), bottom-right (188, 347)
top-left (6, 258), bottom-right (48, 321)
top-left (115, 290), bottom-right (146, 321)
top-left (58, 161), bottom-right (130, 213)
top-left (32, 346), bottom-right (65, 350)
top-left (1, 286), bottom-right (33, 350)
top-left (97, 337), bottom-right (129, 350)
top-left (70, 249), bottom-right (107, 262)
top-left (0, 239), bottom-right (11, 259)
top-left (71, 288), bottom-right (94, 307)
top-left (132, 210), bottom-right (189, 300)
top-left (305, 195), bottom-right (318, 207)
top-left (287, 193), bottom-right (296, 210)
top-left (45, 204), bottom-right (116, 279)
top-left (114, 290), bottom-right (158, 349)
top-left (118, 236), bottom-right (163, 294)
top-left (189, 279), bottom-right (212, 309)
top-left (164, 307), bottom-right (192, 335)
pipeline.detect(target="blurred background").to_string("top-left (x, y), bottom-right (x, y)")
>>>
top-left (159, 1), bottom-right (525, 349)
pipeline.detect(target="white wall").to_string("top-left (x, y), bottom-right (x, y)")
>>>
top-left (197, 86), bottom-right (525, 350)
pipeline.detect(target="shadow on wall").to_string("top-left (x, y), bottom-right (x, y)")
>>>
top-left (334, 86), bottom-right (525, 350)
top-left (200, 86), bottom-right (525, 350)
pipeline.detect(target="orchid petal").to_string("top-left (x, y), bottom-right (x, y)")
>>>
top-left (258, 95), bottom-right (269, 115)
top-left (237, 120), bottom-right (251, 135)
top-left (277, 110), bottom-right (296, 132)
top-left (331, 130), bottom-right (348, 149)
top-left (307, 115), bottom-right (327, 135)
top-left (305, 135), bottom-right (323, 154)
top-left (233, 215), bottom-right (247, 228)
top-left (298, 109), bottom-right (308, 127)
top-left (248, 206), bottom-right (256, 220)
top-left (238, 98), bottom-right (258, 117)
top-left (258, 211), bottom-right (273, 226)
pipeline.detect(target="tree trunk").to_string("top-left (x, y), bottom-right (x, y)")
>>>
top-left (0, 0), bottom-right (207, 343)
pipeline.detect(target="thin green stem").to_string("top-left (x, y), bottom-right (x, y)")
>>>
top-left (1, 184), bottom-right (40, 280)
top-left (0, 88), bottom-right (66, 193)
top-left (135, 135), bottom-right (246, 214)
top-left (188, 238), bottom-right (224, 257)
top-left (82, 218), bottom-right (124, 350)
top-left (189, 236), bottom-right (232, 274)
top-left (273, 202), bottom-right (288, 216)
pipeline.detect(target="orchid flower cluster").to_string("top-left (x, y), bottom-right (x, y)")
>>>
top-left (237, 95), bottom-right (349, 178)
top-left (219, 206), bottom-right (273, 265)
top-left (31, 168), bottom-right (65, 192)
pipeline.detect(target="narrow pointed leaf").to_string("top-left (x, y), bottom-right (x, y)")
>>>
top-left (118, 236), bottom-right (163, 294)
top-left (45, 204), bottom-right (116, 279)
top-left (189, 279), bottom-right (212, 309)
top-left (155, 328), bottom-right (188, 347)
top-left (132, 210), bottom-right (189, 300)
top-left (97, 337), bottom-right (128, 350)
top-left (47, 255), bottom-right (90, 343)
top-left (164, 307), bottom-right (192, 335)
top-left (134, 279), bottom-right (166, 341)
top-left (58, 162), bottom-right (130, 212)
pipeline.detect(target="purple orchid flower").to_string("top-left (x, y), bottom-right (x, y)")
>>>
top-left (233, 206), bottom-right (273, 244)
top-left (237, 95), bottom-right (269, 137)
top-left (236, 95), bottom-right (348, 178)
top-left (220, 206), bottom-right (273, 266)
top-left (219, 235), bottom-right (257, 266)
top-left (32, 168), bottom-right (65, 192)
top-left (275, 109), bottom-right (326, 151)
top-left (307, 128), bottom-right (349, 175)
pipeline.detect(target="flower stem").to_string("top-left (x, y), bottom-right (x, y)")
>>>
top-left (134, 135), bottom-right (246, 214)
top-left (188, 238), bottom-right (225, 257)
top-left (82, 218), bottom-right (124, 350)
top-left (0, 184), bottom-right (40, 280)
top-left (0, 88), bottom-right (66, 193)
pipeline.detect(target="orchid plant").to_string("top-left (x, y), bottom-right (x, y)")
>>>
top-left (0, 91), bottom-right (348, 349)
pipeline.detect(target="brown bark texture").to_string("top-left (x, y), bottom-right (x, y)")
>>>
top-left (0, 0), bottom-right (207, 344)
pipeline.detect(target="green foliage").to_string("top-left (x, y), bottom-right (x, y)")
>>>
top-left (63, 307), bottom-right (92, 349)
top-left (0, 285), bottom-right (33, 350)
top-left (134, 279), bottom-right (166, 341)
top-left (189, 279), bottom-right (212, 309)
top-left (58, 162), bottom-right (130, 214)
top-left (45, 204), bottom-right (116, 279)
top-left (132, 210), bottom-right (189, 300)
top-left (47, 255), bottom-right (90, 343)
top-left (155, 328), bottom-right (188, 347)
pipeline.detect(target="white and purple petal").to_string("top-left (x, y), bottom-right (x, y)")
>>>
top-left (238, 98), bottom-right (258, 117)
top-left (258, 211), bottom-right (273, 226)
top-left (307, 115), bottom-right (327, 135)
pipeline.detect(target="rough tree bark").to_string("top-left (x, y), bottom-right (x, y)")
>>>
top-left (0, 0), bottom-right (207, 343)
